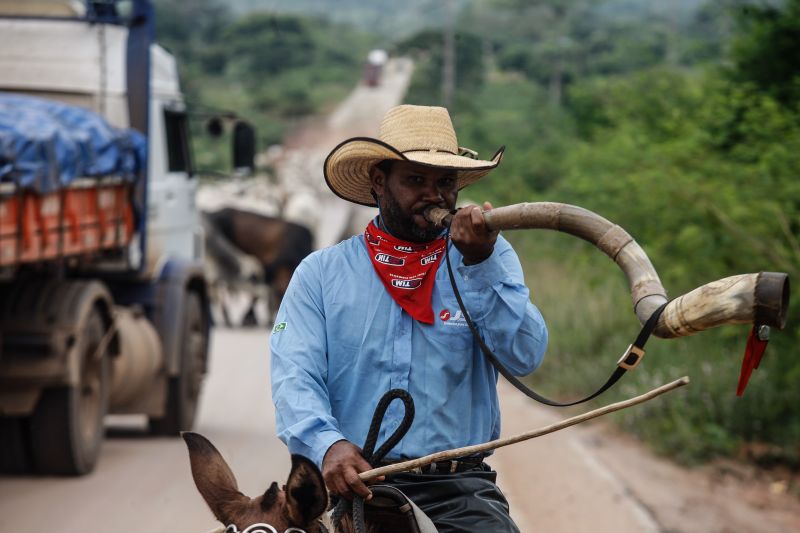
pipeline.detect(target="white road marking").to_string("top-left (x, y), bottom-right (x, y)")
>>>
top-left (567, 437), bottom-right (661, 532)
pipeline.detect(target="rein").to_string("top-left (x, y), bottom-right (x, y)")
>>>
top-left (224, 393), bottom-right (414, 533)
top-left (332, 389), bottom-right (415, 533)
top-left (443, 230), bottom-right (668, 407)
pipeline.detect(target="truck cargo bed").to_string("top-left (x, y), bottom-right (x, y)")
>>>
top-left (0, 92), bottom-right (143, 268)
top-left (0, 179), bottom-right (134, 267)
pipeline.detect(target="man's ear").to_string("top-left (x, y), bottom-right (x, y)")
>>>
top-left (183, 432), bottom-right (249, 523)
top-left (369, 165), bottom-right (387, 198)
top-left (285, 455), bottom-right (328, 526)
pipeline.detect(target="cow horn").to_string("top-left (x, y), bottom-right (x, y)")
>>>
top-left (425, 203), bottom-right (790, 339)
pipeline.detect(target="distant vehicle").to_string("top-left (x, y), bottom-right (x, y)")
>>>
top-left (0, 0), bottom-right (254, 476)
top-left (363, 49), bottom-right (388, 87)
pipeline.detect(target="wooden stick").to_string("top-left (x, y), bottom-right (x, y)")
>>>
top-left (359, 376), bottom-right (690, 481)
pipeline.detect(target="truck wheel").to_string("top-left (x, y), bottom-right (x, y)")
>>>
top-left (28, 309), bottom-right (109, 475)
top-left (150, 291), bottom-right (207, 435)
top-left (0, 418), bottom-right (30, 474)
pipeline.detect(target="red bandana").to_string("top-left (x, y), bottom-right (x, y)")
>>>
top-left (364, 220), bottom-right (446, 324)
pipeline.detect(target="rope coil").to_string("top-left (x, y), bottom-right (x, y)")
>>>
top-left (332, 389), bottom-right (415, 533)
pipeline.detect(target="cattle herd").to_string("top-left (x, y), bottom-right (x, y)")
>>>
top-left (199, 148), bottom-right (374, 327)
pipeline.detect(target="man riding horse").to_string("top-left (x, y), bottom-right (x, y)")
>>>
top-left (270, 104), bottom-right (548, 532)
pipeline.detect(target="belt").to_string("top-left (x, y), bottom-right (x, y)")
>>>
top-left (379, 457), bottom-right (486, 474)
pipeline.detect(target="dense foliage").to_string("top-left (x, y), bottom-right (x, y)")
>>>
top-left (154, 0), bottom-right (371, 170)
top-left (159, 0), bottom-right (799, 466)
top-left (227, 0), bottom-right (469, 40)
top-left (401, 0), bottom-right (800, 465)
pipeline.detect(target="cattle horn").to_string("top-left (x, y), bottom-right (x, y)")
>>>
top-left (425, 203), bottom-right (790, 339)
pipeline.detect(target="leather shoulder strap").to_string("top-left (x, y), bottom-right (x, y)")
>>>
top-left (444, 237), bottom-right (667, 407)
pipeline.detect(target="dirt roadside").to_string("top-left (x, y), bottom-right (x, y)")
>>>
top-left (492, 379), bottom-right (800, 532)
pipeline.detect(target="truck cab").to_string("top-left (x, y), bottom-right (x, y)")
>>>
top-left (0, 0), bottom-right (229, 475)
top-left (0, 0), bottom-right (200, 275)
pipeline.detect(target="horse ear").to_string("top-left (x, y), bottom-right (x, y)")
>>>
top-left (183, 432), bottom-right (248, 523)
top-left (285, 454), bottom-right (328, 525)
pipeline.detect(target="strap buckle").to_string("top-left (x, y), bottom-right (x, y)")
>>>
top-left (617, 344), bottom-right (645, 371)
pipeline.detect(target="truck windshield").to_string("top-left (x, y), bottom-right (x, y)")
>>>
top-left (164, 109), bottom-right (194, 176)
top-left (0, 1), bottom-right (134, 25)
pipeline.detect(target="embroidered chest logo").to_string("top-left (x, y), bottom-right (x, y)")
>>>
top-left (439, 309), bottom-right (468, 327)
top-left (375, 253), bottom-right (405, 266)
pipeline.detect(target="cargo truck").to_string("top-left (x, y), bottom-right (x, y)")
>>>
top-left (0, 0), bottom-right (251, 475)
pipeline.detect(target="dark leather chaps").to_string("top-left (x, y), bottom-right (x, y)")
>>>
top-left (382, 464), bottom-right (520, 533)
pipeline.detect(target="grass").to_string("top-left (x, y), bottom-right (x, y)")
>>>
top-left (505, 230), bottom-right (800, 467)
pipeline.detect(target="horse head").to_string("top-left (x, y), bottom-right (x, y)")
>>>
top-left (183, 432), bottom-right (329, 533)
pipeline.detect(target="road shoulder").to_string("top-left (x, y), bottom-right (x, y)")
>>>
top-left (492, 380), bottom-right (800, 532)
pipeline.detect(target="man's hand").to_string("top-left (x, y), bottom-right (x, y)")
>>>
top-left (322, 440), bottom-right (382, 500)
top-left (449, 202), bottom-right (498, 265)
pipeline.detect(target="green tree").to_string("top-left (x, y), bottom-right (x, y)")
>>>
top-left (423, 0), bottom-right (800, 464)
top-left (223, 14), bottom-right (316, 80)
top-left (396, 29), bottom-right (485, 109)
top-left (730, 0), bottom-right (800, 104)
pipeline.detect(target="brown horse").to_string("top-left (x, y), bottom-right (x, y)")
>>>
top-left (183, 432), bottom-right (335, 532)
top-left (203, 208), bottom-right (313, 322)
top-left (184, 432), bottom-right (440, 533)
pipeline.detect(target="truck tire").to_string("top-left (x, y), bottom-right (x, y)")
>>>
top-left (149, 291), bottom-right (207, 435)
top-left (0, 418), bottom-right (30, 474)
top-left (28, 309), bottom-right (109, 475)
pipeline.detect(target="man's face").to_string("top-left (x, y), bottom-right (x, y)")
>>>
top-left (370, 160), bottom-right (458, 242)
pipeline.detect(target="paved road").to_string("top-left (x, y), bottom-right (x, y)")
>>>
top-left (275, 58), bottom-right (414, 250)
top-left (3, 328), bottom-right (798, 532)
top-left (0, 329), bottom-right (279, 533)
top-left (0, 328), bottom-right (664, 532)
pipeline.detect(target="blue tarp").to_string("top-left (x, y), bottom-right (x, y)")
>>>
top-left (0, 92), bottom-right (146, 193)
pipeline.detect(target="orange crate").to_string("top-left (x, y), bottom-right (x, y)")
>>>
top-left (0, 182), bottom-right (134, 267)
top-left (0, 194), bottom-right (19, 266)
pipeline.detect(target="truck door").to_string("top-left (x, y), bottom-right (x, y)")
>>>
top-left (145, 102), bottom-right (202, 273)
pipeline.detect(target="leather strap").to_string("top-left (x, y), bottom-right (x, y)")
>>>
top-left (444, 235), bottom-right (668, 407)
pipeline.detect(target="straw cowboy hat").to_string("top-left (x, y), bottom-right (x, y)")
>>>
top-left (324, 105), bottom-right (505, 206)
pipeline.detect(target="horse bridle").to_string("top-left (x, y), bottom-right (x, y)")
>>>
top-left (224, 524), bottom-right (311, 533)
top-left (224, 522), bottom-right (329, 533)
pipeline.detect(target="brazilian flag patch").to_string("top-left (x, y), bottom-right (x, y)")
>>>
top-left (273, 321), bottom-right (287, 334)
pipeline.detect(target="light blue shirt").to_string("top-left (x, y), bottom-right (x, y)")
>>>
top-left (270, 232), bottom-right (548, 469)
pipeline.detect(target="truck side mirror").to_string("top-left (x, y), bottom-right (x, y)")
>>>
top-left (206, 116), bottom-right (224, 138)
top-left (232, 121), bottom-right (256, 174)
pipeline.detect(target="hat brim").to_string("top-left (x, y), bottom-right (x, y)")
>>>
top-left (324, 137), bottom-right (505, 207)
